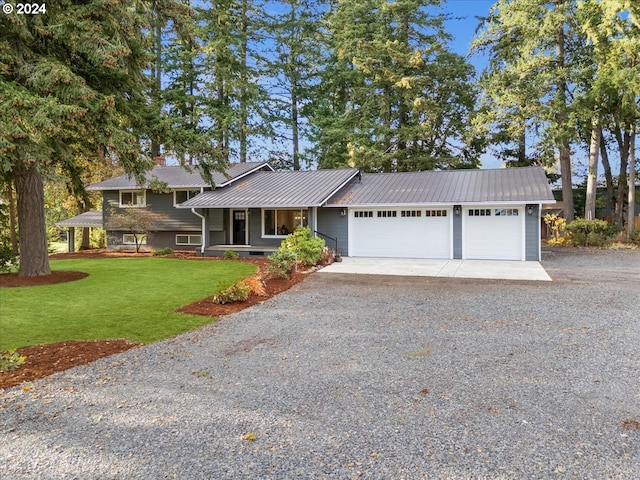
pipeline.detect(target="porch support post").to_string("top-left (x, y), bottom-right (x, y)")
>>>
top-left (68, 227), bottom-right (75, 253)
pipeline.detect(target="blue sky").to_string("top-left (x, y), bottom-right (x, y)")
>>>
top-left (442, 0), bottom-right (495, 65)
top-left (441, 0), bottom-right (499, 167)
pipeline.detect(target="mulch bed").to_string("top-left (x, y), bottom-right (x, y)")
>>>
top-left (0, 250), bottom-right (310, 389)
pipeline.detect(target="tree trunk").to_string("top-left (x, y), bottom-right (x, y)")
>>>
top-left (239, 0), bottom-right (248, 163)
top-left (151, 21), bottom-right (163, 160)
top-left (14, 161), bottom-right (51, 276)
top-left (585, 114), bottom-right (600, 220)
top-left (555, 0), bottom-right (574, 222)
top-left (614, 128), bottom-right (629, 228)
top-left (518, 130), bottom-right (526, 164)
top-left (599, 131), bottom-right (615, 218)
top-left (6, 180), bottom-right (19, 254)
top-left (628, 128), bottom-right (636, 238)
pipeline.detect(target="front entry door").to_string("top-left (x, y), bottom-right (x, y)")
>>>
top-left (232, 210), bottom-right (247, 245)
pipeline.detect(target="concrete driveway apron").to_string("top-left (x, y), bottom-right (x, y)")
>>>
top-left (318, 257), bottom-right (552, 281)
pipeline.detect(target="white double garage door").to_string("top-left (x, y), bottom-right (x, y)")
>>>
top-left (349, 207), bottom-right (524, 261)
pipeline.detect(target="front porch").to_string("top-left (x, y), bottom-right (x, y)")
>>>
top-left (200, 244), bottom-right (278, 258)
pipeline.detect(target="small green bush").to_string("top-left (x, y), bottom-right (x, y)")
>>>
top-left (223, 250), bottom-right (239, 260)
top-left (279, 227), bottom-right (325, 266)
top-left (0, 245), bottom-right (18, 273)
top-left (267, 248), bottom-right (297, 278)
top-left (565, 218), bottom-right (610, 247)
top-left (152, 248), bottom-right (174, 256)
top-left (212, 282), bottom-right (251, 304)
top-left (0, 349), bottom-right (26, 372)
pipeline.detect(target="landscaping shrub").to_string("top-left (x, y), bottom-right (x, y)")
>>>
top-left (211, 282), bottom-right (251, 304)
top-left (223, 249), bottom-right (239, 260)
top-left (0, 349), bottom-right (26, 372)
top-left (268, 227), bottom-right (325, 277)
top-left (242, 275), bottom-right (267, 297)
top-left (565, 218), bottom-right (610, 247)
top-left (0, 245), bottom-right (18, 273)
top-left (543, 214), bottom-right (571, 246)
top-left (267, 248), bottom-right (296, 278)
top-left (152, 248), bottom-right (174, 256)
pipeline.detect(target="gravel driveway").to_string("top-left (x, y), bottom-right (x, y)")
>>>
top-left (2, 248), bottom-right (639, 479)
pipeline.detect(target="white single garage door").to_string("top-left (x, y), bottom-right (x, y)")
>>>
top-left (350, 208), bottom-right (451, 258)
top-left (463, 207), bottom-right (523, 260)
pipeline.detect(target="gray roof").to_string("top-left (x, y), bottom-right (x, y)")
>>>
top-left (56, 210), bottom-right (103, 228)
top-left (327, 167), bottom-right (555, 206)
top-left (178, 169), bottom-right (361, 208)
top-left (86, 162), bottom-right (271, 191)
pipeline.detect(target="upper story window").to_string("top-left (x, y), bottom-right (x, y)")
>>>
top-left (263, 209), bottom-right (308, 237)
top-left (174, 189), bottom-right (201, 206)
top-left (119, 190), bottom-right (146, 208)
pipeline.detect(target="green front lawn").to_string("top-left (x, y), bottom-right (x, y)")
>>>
top-left (0, 257), bottom-right (256, 350)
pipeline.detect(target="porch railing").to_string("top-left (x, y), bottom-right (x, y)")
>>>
top-left (313, 230), bottom-right (339, 257)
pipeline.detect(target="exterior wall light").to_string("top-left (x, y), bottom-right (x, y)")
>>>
top-left (340, 209), bottom-right (347, 217)
top-left (527, 205), bottom-right (534, 216)
top-left (454, 205), bottom-right (461, 216)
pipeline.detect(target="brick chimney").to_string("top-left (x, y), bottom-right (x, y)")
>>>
top-left (153, 156), bottom-right (166, 167)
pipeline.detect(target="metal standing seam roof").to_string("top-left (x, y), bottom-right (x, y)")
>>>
top-left (86, 162), bottom-right (271, 191)
top-left (326, 166), bottom-right (556, 206)
top-left (56, 210), bottom-right (103, 228)
top-left (177, 169), bottom-right (361, 209)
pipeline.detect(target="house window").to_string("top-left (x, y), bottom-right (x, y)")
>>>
top-left (119, 190), bottom-right (146, 208)
top-left (495, 208), bottom-right (519, 216)
top-left (469, 209), bottom-right (491, 217)
top-left (401, 210), bottom-right (422, 217)
top-left (354, 211), bottom-right (373, 218)
top-left (123, 234), bottom-right (146, 245)
top-left (176, 234), bottom-right (202, 245)
top-left (377, 210), bottom-right (397, 218)
top-left (263, 209), bottom-right (308, 236)
top-left (174, 189), bottom-right (201, 206)
top-left (425, 210), bottom-right (447, 217)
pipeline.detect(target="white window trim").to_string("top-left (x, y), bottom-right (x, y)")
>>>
top-left (175, 234), bottom-right (202, 246)
top-left (122, 233), bottom-right (146, 245)
top-left (261, 208), bottom-right (309, 238)
top-left (173, 188), bottom-right (202, 207)
top-left (119, 190), bottom-right (146, 208)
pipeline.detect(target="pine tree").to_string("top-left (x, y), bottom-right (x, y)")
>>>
top-left (313, 0), bottom-right (478, 172)
top-left (0, 0), bottom-right (197, 276)
top-left (473, 0), bottom-right (584, 221)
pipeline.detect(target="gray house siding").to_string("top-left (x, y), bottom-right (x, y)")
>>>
top-left (103, 190), bottom-right (203, 250)
top-left (525, 204), bottom-right (540, 261)
top-left (316, 207), bottom-right (349, 257)
top-left (453, 206), bottom-right (462, 259)
top-left (103, 190), bottom-right (201, 231)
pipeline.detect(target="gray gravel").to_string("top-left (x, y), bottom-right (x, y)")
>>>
top-left (1, 248), bottom-right (639, 479)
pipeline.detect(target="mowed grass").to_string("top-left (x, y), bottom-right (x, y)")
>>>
top-left (0, 257), bottom-right (256, 350)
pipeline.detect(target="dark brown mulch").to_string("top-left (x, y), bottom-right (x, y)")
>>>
top-left (0, 340), bottom-right (140, 390)
top-left (0, 250), bottom-right (310, 389)
top-left (0, 270), bottom-right (88, 288)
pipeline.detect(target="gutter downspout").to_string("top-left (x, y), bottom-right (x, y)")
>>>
top-left (191, 208), bottom-right (206, 255)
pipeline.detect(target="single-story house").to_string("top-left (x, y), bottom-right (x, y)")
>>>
top-left (60, 162), bottom-right (555, 261)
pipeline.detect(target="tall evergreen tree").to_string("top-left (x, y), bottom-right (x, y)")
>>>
top-left (261, 0), bottom-right (326, 170)
top-left (473, 0), bottom-right (581, 221)
top-left (312, 0), bottom-right (479, 172)
top-left (0, 0), bottom-right (203, 276)
top-left (196, 0), bottom-right (270, 164)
